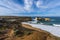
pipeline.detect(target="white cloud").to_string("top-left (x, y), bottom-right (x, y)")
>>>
top-left (36, 0), bottom-right (48, 9)
top-left (0, 0), bottom-right (25, 16)
top-left (24, 0), bottom-right (33, 11)
top-left (35, 0), bottom-right (60, 9)
top-left (36, 0), bottom-right (43, 8)
top-left (0, 0), bottom-right (60, 16)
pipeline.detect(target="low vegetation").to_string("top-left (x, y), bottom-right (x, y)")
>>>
top-left (0, 16), bottom-right (59, 40)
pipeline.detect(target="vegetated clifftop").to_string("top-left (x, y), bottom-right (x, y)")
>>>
top-left (0, 23), bottom-right (60, 40)
top-left (0, 16), bottom-right (60, 40)
top-left (0, 16), bottom-right (32, 22)
top-left (21, 24), bottom-right (60, 40)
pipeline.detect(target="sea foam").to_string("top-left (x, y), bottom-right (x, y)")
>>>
top-left (22, 22), bottom-right (60, 37)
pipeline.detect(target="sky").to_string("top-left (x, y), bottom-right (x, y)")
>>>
top-left (0, 0), bottom-right (60, 16)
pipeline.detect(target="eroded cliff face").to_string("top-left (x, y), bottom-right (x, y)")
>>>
top-left (0, 23), bottom-right (60, 40)
top-left (21, 24), bottom-right (60, 40)
top-left (0, 16), bottom-right (60, 40)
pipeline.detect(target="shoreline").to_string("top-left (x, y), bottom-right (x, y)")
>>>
top-left (22, 22), bottom-right (60, 37)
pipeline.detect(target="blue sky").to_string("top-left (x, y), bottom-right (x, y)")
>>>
top-left (0, 0), bottom-right (60, 16)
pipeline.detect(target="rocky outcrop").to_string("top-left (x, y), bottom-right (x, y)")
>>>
top-left (34, 17), bottom-right (50, 21)
top-left (0, 17), bottom-right (60, 40)
top-left (44, 18), bottom-right (50, 21)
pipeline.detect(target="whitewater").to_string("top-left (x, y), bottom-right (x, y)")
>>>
top-left (22, 22), bottom-right (60, 37)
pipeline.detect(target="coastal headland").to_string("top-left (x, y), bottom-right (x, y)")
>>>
top-left (0, 16), bottom-right (60, 40)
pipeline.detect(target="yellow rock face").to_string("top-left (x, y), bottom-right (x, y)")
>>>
top-left (34, 17), bottom-right (50, 21)
top-left (44, 18), bottom-right (50, 21)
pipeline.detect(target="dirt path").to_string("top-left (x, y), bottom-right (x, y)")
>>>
top-left (22, 24), bottom-right (49, 33)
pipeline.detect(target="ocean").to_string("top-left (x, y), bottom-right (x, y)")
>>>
top-left (22, 17), bottom-right (60, 37)
top-left (31, 17), bottom-right (60, 26)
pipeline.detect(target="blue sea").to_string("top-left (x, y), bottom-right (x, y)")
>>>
top-left (26, 17), bottom-right (60, 37)
top-left (31, 17), bottom-right (60, 26)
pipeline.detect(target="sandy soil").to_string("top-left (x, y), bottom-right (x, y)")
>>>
top-left (0, 24), bottom-right (60, 40)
